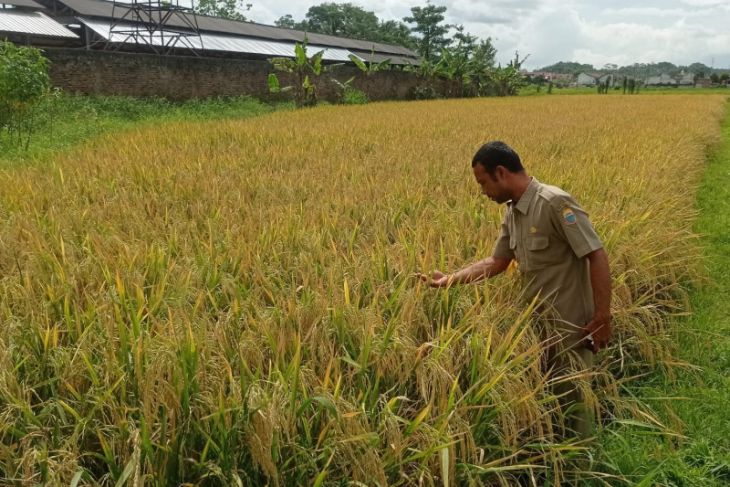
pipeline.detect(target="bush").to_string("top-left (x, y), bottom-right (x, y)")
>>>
top-left (0, 41), bottom-right (51, 148)
top-left (341, 87), bottom-right (369, 105)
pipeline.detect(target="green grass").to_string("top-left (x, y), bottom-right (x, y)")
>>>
top-left (597, 104), bottom-right (730, 486)
top-left (0, 94), bottom-right (290, 168)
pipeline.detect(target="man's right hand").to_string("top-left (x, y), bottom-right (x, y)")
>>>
top-left (415, 270), bottom-right (452, 288)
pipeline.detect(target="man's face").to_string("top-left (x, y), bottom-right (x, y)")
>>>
top-left (473, 164), bottom-right (510, 204)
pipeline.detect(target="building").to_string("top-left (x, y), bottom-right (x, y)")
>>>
top-left (645, 73), bottom-right (678, 86)
top-left (677, 71), bottom-right (695, 86)
top-left (0, 0), bottom-right (78, 45)
top-left (1, 0), bottom-right (420, 65)
top-left (524, 71), bottom-right (574, 85)
top-left (576, 72), bottom-right (598, 86)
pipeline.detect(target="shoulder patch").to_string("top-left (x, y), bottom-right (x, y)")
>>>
top-left (562, 207), bottom-right (577, 225)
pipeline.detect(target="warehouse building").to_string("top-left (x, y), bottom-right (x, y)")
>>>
top-left (0, 0), bottom-right (420, 65)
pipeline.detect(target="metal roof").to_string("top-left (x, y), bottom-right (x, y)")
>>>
top-left (56, 0), bottom-right (419, 58)
top-left (79, 17), bottom-right (358, 62)
top-left (0, 9), bottom-right (78, 36)
top-left (349, 49), bottom-right (420, 66)
top-left (1, 0), bottom-right (44, 8)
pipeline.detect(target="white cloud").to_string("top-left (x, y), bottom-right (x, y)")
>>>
top-left (246, 0), bottom-right (730, 68)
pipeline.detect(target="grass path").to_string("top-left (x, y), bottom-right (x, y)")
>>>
top-left (599, 104), bottom-right (730, 485)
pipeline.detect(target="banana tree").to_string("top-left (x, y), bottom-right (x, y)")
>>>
top-left (268, 41), bottom-right (325, 107)
top-left (482, 51), bottom-right (529, 97)
top-left (348, 51), bottom-right (391, 76)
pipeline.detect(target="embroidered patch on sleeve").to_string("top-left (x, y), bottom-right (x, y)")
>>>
top-left (562, 207), bottom-right (577, 225)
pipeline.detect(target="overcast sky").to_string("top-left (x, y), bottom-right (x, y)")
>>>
top-left (247, 0), bottom-right (730, 69)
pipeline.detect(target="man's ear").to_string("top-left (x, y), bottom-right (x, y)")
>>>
top-left (493, 165), bottom-right (507, 182)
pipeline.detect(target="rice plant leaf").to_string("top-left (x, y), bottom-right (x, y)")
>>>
top-left (70, 470), bottom-right (84, 487)
top-left (114, 456), bottom-right (137, 487)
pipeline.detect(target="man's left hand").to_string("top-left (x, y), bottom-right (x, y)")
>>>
top-left (583, 313), bottom-right (612, 352)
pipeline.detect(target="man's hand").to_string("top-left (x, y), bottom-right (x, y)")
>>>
top-left (583, 313), bottom-right (612, 352)
top-left (414, 270), bottom-right (451, 288)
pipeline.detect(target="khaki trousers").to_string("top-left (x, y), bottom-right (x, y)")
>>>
top-left (541, 324), bottom-right (595, 441)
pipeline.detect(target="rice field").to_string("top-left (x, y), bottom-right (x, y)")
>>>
top-left (0, 95), bottom-right (726, 485)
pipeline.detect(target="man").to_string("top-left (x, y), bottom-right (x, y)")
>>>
top-left (418, 140), bottom-right (612, 439)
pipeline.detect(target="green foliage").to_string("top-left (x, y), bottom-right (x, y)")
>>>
top-left (330, 75), bottom-right (368, 105)
top-left (0, 94), bottom-right (279, 165)
top-left (299, 2), bottom-right (379, 38)
top-left (437, 28), bottom-right (497, 97)
top-left (269, 41), bottom-right (326, 107)
top-left (538, 61), bottom-right (596, 75)
top-left (597, 78), bottom-right (610, 94)
top-left (274, 13), bottom-right (296, 28)
top-left (628, 78), bottom-right (636, 94)
top-left (597, 110), bottom-right (730, 487)
top-left (540, 60), bottom-right (730, 81)
top-left (277, 3), bottom-right (416, 48)
top-left (402, 28), bottom-right (499, 99)
top-left (348, 53), bottom-right (391, 75)
top-left (483, 51), bottom-right (529, 97)
top-left (0, 41), bottom-right (51, 149)
top-left (403, 2), bottom-right (452, 62)
top-left (341, 87), bottom-right (368, 105)
top-left (194, 0), bottom-right (250, 21)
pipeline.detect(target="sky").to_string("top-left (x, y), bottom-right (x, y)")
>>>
top-left (246, 0), bottom-right (730, 70)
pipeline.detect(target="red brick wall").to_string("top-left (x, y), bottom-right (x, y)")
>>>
top-left (43, 48), bottom-right (451, 102)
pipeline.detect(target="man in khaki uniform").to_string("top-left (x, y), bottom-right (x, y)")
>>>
top-left (418, 141), bottom-right (612, 439)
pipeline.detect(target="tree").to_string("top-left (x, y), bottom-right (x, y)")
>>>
top-left (276, 4), bottom-right (416, 47)
top-left (268, 41), bottom-right (325, 107)
top-left (275, 14), bottom-right (296, 29)
top-left (403, 2), bottom-right (452, 62)
top-left (299, 3), bottom-right (380, 39)
top-left (195, 0), bottom-right (251, 21)
top-left (376, 20), bottom-right (416, 49)
top-left (687, 62), bottom-right (710, 75)
top-left (436, 26), bottom-right (495, 97)
top-left (484, 51), bottom-right (528, 96)
top-left (538, 61), bottom-right (595, 75)
top-left (349, 52), bottom-right (391, 75)
top-left (0, 41), bottom-right (51, 149)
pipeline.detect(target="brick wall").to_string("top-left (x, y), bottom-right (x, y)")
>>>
top-left (44, 48), bottom-right (452, 102)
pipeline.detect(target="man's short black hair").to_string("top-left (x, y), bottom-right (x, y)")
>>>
top-left (471, 141), bottom-right (524, 175)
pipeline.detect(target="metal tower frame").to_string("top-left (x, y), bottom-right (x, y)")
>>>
top-left (108, 0), bottom-right (203, 55)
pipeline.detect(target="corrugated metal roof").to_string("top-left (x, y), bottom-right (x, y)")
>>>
top-left (79, 17), bottom-right (358, 62)
top-left (0, 9), bottom-right (78, 36)
top-left (57, 0), bottom-right (418, 57)
top-left (1, 0), bottom-right (44, 9)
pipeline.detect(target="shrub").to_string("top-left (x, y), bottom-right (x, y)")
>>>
top-left (0, 41), bottom-right (50, 148)
top-left (341, 87), bottom-right (369, 105)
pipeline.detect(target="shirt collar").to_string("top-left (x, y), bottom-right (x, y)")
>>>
top-left (511, 177), bottom-right (539, 215)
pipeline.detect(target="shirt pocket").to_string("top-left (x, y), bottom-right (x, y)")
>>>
top-left (525, 235), bottom-right (552, 271)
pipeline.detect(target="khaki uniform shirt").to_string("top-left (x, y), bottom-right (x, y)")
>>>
top-left (493, 178), bottom-right (603, 339)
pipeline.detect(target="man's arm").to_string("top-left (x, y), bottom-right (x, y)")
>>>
top-left (584, 248), bottom-right (612, 351)
top-left (417, 255), bottom-right (512, 288)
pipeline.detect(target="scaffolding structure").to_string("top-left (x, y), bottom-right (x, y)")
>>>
top-left (109, 0), bottom-right (202, 55)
